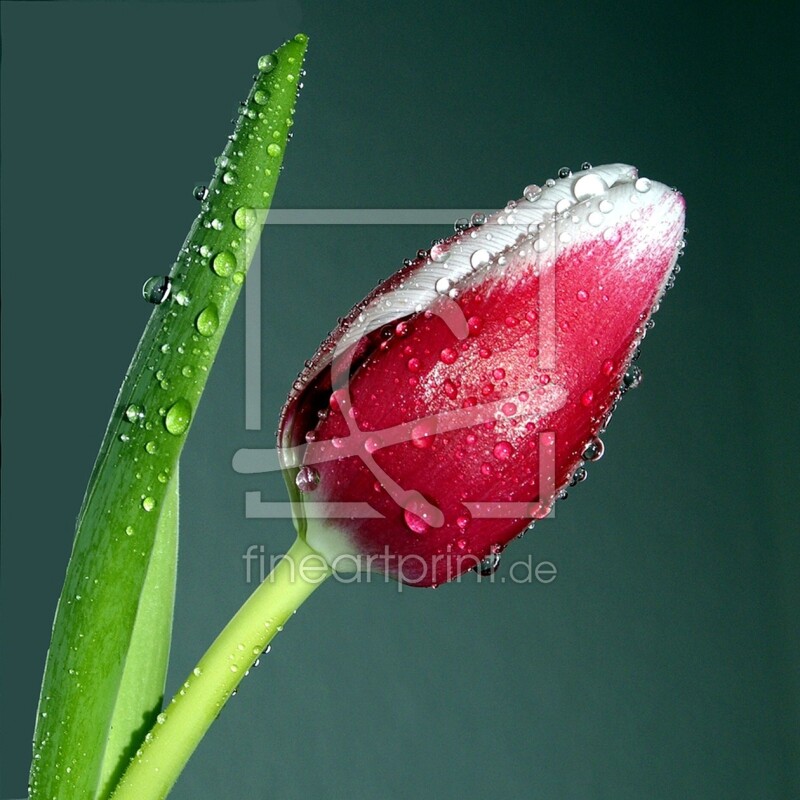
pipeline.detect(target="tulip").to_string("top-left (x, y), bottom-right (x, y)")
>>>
top-left (278, 164), bottom-right (685, 586)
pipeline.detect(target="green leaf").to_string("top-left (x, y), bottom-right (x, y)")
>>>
top-left (98, 468), bottom-right (179, 800)
top-left (29, 34), bottom-right (308, 800)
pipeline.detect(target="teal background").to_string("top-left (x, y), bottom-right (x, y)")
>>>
top-left (2, 1), bottom-right (798, 798)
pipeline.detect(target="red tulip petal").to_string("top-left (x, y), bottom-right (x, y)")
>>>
top-left (279, 164), bottom-right (685, 586)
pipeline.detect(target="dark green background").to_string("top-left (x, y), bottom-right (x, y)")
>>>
top-left (2, 2), bottom-right (798, 798)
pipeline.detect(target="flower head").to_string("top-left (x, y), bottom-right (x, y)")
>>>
top-left (279, 164), bottom-right (685, 586)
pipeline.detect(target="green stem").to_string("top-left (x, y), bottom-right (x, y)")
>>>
top-left (110, 537), bottom-right (329, 800)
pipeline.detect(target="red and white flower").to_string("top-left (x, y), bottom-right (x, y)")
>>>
top-left (278, 164), bottom-right (685, 586)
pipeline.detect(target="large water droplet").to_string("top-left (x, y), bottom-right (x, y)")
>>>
top-left (142, 496), bottom-right (156, 512)
top-left (212, 251), bottom-right (236, 277)
top-left (196, 304), bottom-right (219, 337)
top-left (523, 184), bottom-right (542, 201)
top-left (572, 173), bottom-right (608, 201)
top-left (623, 364), bottom-right (643, 390)
top-left (470, 249), bottom-right (491, 270)
top-left (430, 242), bottom-right (450, 263)
top-left (403, 506), bottom-right (430, 534)
top-left (193, 184), bottom-right (209, 202)
top-left (634, 177), bottom-right (652, 193)
top-left (253, 89), bottom-right (270, 106)
top-left (435, 276), bottom-right (453, 295)
top-left (582, 437), bottom-right (605, 462)
top-left (142, 276), bottom-right (172, 304)
top-left (257, 53), bottom-right (277, 73)
top-left (234, 206), bottom-right (256, 230)
top-left (165, 398), bottom-right (192, 435)
top-left (295, 465), bottom-right (320, 493)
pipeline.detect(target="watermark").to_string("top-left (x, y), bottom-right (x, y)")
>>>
top-left (234, 207), bottom-right (568, 528)
top-left (242, 545), bottom-right (558, 589)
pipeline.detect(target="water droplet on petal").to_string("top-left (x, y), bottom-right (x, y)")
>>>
top-left (295, 465), bottom-right (320, 493)
top-left (523, 184), bottom-right (542, 201)
top-left (623, 364), bottom-right (643, 390)
top-left (558, 166), bottom-right (572, 179)
top-left (470, 212), bottom-right (487, 227)
top-left (582, 437), bottom-right (605, 462)
top-left (573, 173), bottom-right (608, 201)
top-left (477, 545), bottom-right (501, 576)
top-left (435, 276), bottom-right (453, 295)
top-left (470, 249), bottom-right (491, 270)
top-left (430, 242), bottom-right (450, 262)
top-left (493, 441), bottom-right (513, 460)
top-left (634, 177), bottom-right (652, 193)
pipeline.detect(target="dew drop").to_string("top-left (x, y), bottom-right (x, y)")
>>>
top-left (145, 440), bottom-right (158, 455)
top-left (634, 177), bottom-right (652, 193)
top-left (477, 545), bottom-right (501, 576)
top-left (581, 390), bottom-right (594, 407)
top-left (212, 251), bottom-right (236, 277)
top-left (435, 276), bottom-right (453, 295)
top-left (125, 526), bottom-right (135, 537)
top-left (555, 198), bottom-right (572, 214)
top-left (222, 171), bottom-right (236, 185)
top-left (430, 242), bottom-right (449, 262)
top-left (196, 304), bottom-right (219, 337)
top-left (558, 166), bottom-right (572, 179)
top-left (403, 506), bottom-right (430, 534)
top-left (523, 184), bottom-right (542, 201)
top-left (234, 206), bottom-right (256, 229)
top-left (124, 403), bottom-right (144, 423)
top-left (576, 289), bottom-right (589, 302)
top-left (142, 496), bottom-right (156, 512)
top-left (581, 161), bottom-right (593, 170)
top-left (232, 271), bottom-right (245, 286)
top-left (440, 347), bottom-right (457, 365)
top-left (211, 218), bottom-right (224, 231)
top-left (267, 142), bottom-right (282, 157)
top-left (142, 276), bottom-right (172, 304)
top-left (295, 465), bottom-right (320, 493)
top-left (572, 173), bottom-right (608, 201)
top-left (470, 249), bottom-right (491, 270)
top-left (582, 437), bottom-right (605, 462)
top-left (623, 364), bottom-right (643, 390)
top-left (193, 184), bottom-right (209, 202)
top-left (253, 89), bottom-right (270, 105)
top-left (165, 398), bottom-right (192, 435)
top-left (470, 212), bottom-right (487, 227)
top-left (493, 441), bottom-right (513, 460)
top-left (257, 53), bottom-right (277, 73)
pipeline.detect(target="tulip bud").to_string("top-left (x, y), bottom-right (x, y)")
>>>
top-left (278, 164), bottom-right (685, 586)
